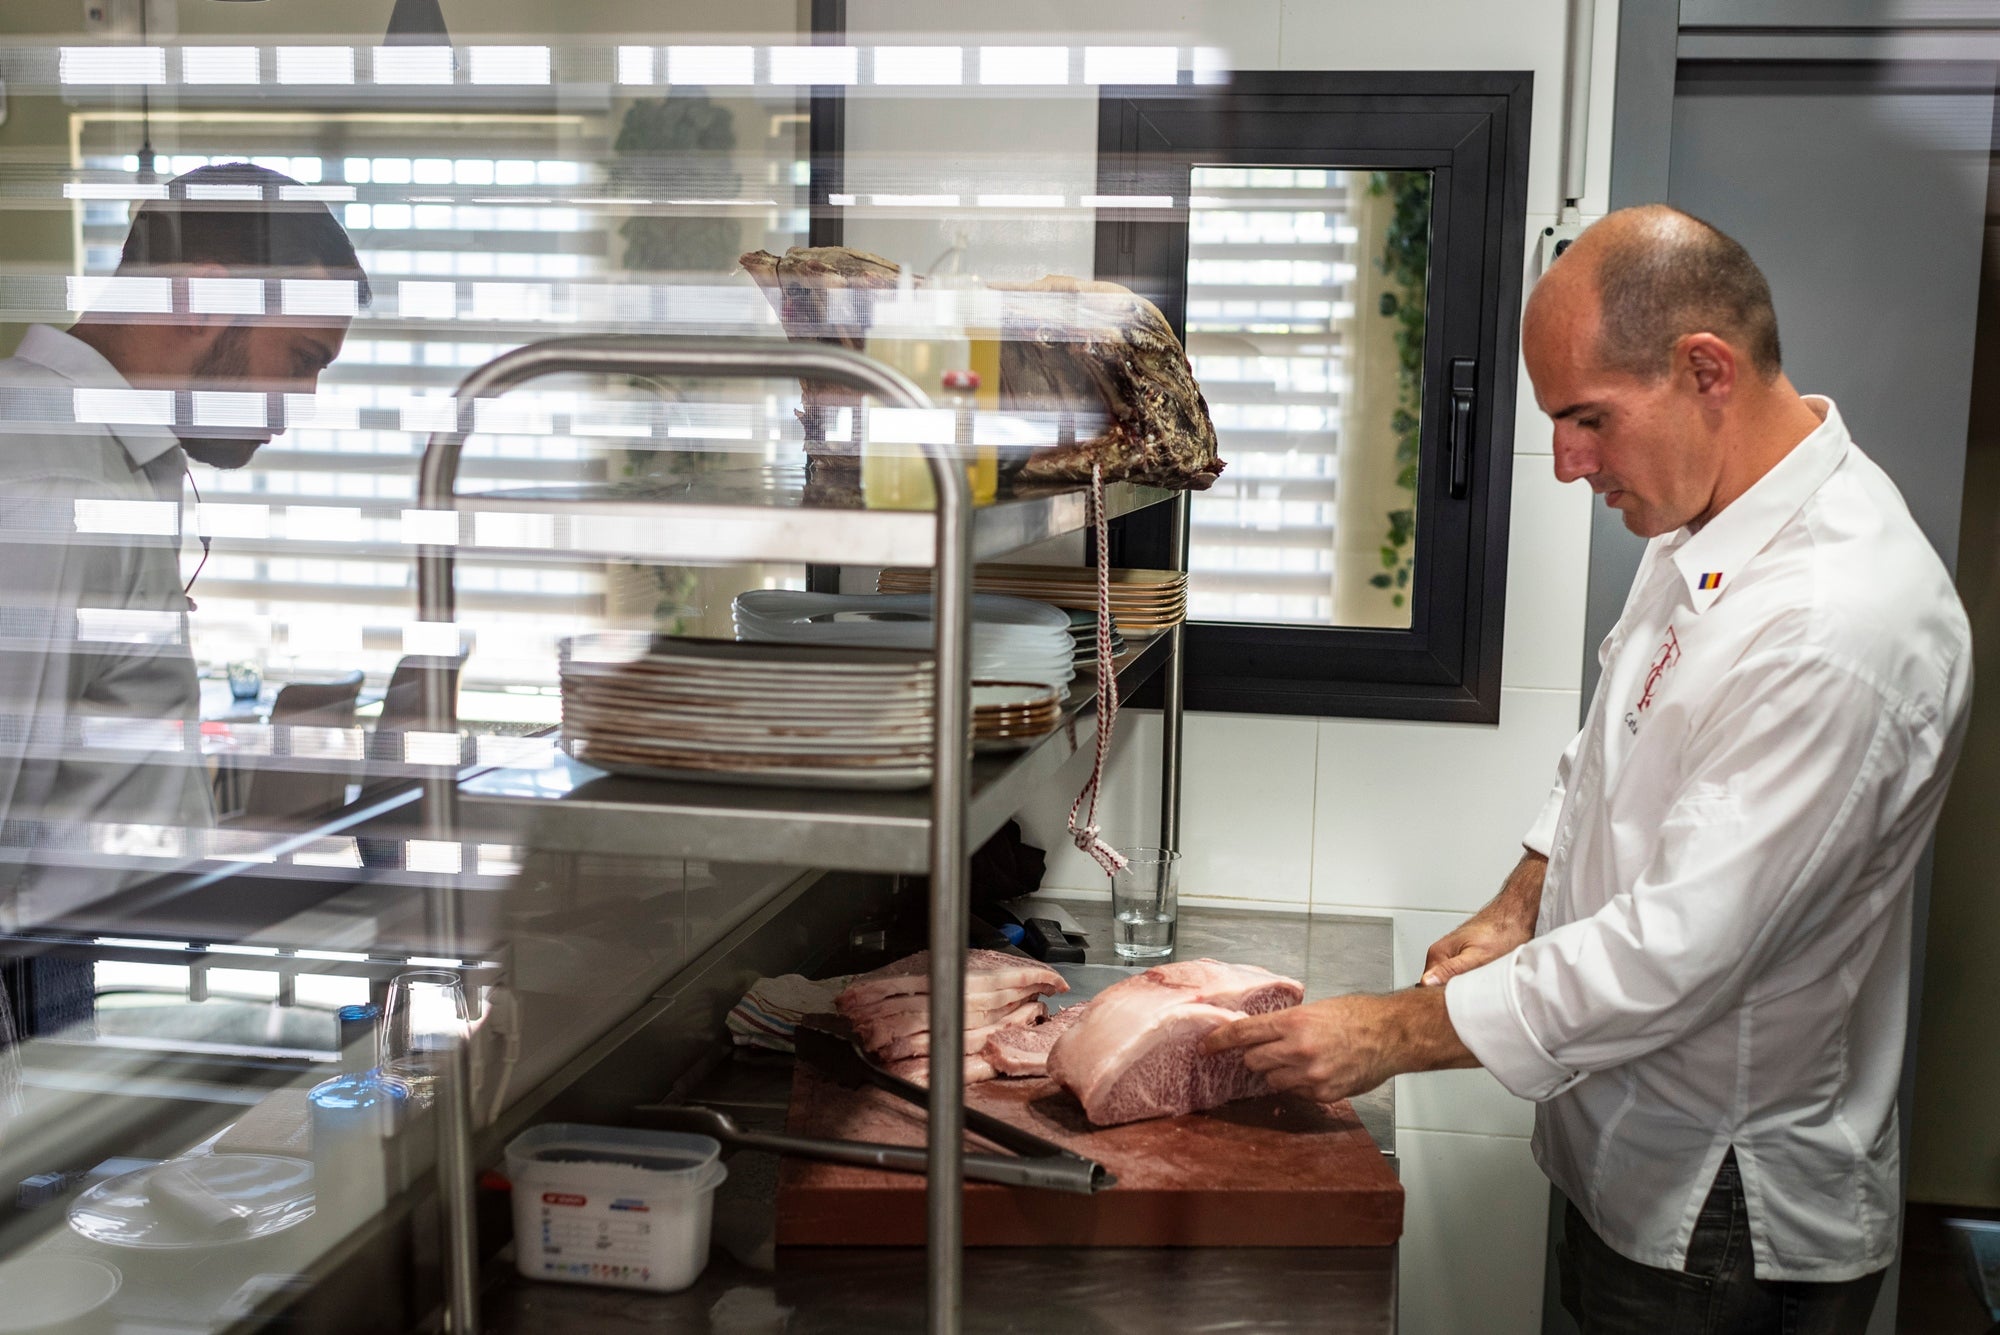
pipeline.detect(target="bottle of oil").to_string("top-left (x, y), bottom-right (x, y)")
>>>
top-left (864, 267), bottom-right (1000, 507)
top-left (862, 266), bottom-right (963, 510)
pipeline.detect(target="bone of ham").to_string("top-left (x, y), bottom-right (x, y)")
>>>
top-left (739, 247), bottom-right (1224, 490)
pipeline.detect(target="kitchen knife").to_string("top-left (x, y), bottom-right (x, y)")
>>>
top-left (793, 1019), bottom-right (1113, 1189)
top-left (639, 1104), bottom-right (1106, 1194)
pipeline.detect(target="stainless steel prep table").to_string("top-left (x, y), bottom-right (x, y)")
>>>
top-left (485, 906), bottom-right (1398, 1335)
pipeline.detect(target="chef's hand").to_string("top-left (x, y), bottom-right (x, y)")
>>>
top-left (1200, 989), bottom-right (1477, 1105)
top-left (1420, 916), bottom-right (1529, 987)
top-left (1420, 849), bottom-right (1548, 987)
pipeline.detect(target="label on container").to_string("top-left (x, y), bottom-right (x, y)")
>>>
top-left (531, 1189), bottom-right (657, 1287)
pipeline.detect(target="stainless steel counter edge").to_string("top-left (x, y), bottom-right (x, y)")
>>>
top-left (454, 629), bottom-right (1175, 873)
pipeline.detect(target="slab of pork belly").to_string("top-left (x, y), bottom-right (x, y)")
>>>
top-left (1046, 992), bottom-right (1274, 1126)
top-left (835, 949), bottom-right (1068, 1013)
top-left (851, 991), bottom-right (1051, 1052)
top-left (1142, 959), bottom-right (1303, 1014)
top-left (867, 997), bottom-right (1046, 1063)
top-left (981, 1002), bottom-right (1089, 1077)
top-left (884, 1053), bottom-right (998, 1085)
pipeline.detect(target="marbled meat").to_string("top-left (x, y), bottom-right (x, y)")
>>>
top-left (981, 1002), bottom-right (1089, 1077)
top-left (1046, 960), bottom-right (1304, 1126)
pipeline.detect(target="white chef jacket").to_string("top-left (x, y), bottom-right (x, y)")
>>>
top-left (0, 325), bottom-right (212, 925)
top-left (1446, 397), bottom-right (1972, 1282)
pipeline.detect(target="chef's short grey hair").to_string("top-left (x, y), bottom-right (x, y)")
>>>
top-left (1587, 206), bottom-right (1781, 382)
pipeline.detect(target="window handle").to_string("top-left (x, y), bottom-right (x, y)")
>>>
top-left (1447, 357), bottom-right (1476, 499)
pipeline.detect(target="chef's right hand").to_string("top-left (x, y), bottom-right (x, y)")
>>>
top-left (1419, 916), bottom-right (1527, 987)
top-left (1419, 850), bottom-right (1547, 987)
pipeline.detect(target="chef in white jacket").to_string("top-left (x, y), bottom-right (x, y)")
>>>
top-left (0, 163), bottom-right (357, 1038)
top-left (1206, 205), bottom-right (1972, 1334)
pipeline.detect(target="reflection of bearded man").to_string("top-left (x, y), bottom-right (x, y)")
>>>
top-left (0, 161), bottom-right (360, 1057)
top-left (182, 324), bottom-right (263, 471)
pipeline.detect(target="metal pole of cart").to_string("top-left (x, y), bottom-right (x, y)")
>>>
top-left (1159, 491), bottom-right (1189, 853)
top-left (416, 336), bottom-right (965, 1335)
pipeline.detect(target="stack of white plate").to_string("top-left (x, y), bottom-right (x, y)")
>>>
top-left (559, 633), bottom-right (939, 789)
top-left (731, 590), bottom-right (1075, 688)
top-left (877, 564), bottom-right (1189, 633)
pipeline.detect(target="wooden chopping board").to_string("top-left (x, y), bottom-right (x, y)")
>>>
top-left (775, 1063), bottom-right (1403, 1248)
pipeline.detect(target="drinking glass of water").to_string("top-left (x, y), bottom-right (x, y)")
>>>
top-left (1112, 848), bottom-right (1180, 961)
top-left (379, 970), bottom-right (473, 1111)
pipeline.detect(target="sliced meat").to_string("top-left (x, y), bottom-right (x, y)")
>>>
top-left (982, 1002), bottom-right (1089, 1077)
top-left (885, 1053), bottom-right (998, 1086)
top-left (1142, 959), bottom-right (1303, 1015)
top-left (869, 997), bottom-right (1045, 1063)
top-left (1045, 960), bottom-right (1304, 1126)
top-left (845, 982), bottom-right (1051, 1023)
top-left (851, 991), bottom-right (1051, 1052)
top-left (834, 949), bottom-right (1067, 1014)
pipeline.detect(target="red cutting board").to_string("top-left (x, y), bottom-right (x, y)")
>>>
top-left (774, 1063), bottom-right (1403, 1247)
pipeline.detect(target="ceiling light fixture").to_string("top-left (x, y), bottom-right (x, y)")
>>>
top-left (385, 0), bottom-right (452, 48)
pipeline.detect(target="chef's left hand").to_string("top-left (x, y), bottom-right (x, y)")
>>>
top-left (1200, 988), bottom-right (1477, 1104)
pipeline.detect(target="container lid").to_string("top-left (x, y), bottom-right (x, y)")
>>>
top-left (505, 1123), bottom-right (725, 1194)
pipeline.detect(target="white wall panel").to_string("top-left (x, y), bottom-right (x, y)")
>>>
top-left (1311, 687), bottom-right (1579, 916)
top-left (1500, 466), bottom-right (1594, 693)
top-left (1398, 1129), bottom-right (1551, 1335)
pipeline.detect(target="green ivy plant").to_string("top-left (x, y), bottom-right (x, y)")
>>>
top-left (613, 94), bottom-right (741, 273)
top-left (609, 93), bottom-right (746, 630)
top-left (1366, 171), bottom-right (1432, 611)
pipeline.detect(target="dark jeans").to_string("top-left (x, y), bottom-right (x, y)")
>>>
top-left (1559, 1153), bottom-right (1887, 1335)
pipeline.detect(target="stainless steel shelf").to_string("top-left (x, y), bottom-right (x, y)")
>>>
top-left (444, 467), bottom-right (1175, 568)
top-left (454, 629), bottom-right (1173, 873)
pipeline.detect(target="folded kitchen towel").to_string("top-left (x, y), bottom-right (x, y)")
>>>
top-left (726, 973), bottom-right (850, 1053)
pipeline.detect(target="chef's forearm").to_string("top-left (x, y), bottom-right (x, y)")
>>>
top-left (1490, 850), bottom-right (1548, 936)
top-left (1389, 985), bottom-right (1481, 1074)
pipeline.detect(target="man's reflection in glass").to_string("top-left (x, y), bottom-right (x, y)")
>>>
top-left (0, 163), bottom-right (362, 1060)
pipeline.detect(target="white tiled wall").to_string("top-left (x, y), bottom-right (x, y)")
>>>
top-left (846, 3), bottom-right (1621, 1330)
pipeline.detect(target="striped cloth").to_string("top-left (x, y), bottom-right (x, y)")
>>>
top-left (726, 973), bottom-right (851, 1053)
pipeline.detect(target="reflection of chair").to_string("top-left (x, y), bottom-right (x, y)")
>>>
top-left (355, 655), bottom-right (463, 870)
top-left (232, 670), bottom-right (366, 827)
top-left (359, 655), bottom-right (464, 797)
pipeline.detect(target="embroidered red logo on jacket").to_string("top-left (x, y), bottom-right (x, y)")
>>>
top-left (1637, 628), bottom-right (1681, 713)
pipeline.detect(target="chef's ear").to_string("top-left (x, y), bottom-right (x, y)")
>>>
top-left (1680, 332), bottom-right (1737, 401)
top-left (173, 262), bottom-right (237, 334)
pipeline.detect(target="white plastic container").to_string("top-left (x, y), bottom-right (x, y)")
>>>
top-left (505, 1123), bottom-right (726, 1293)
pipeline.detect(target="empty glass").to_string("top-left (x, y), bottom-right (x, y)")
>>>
top-left (1112, 848), bottom-right (1180, 960)
top-left (379, 971), bottom-right (474, 1111)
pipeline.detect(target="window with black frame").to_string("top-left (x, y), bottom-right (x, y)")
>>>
top-left (1097, 72), bottom-right (1532, 722)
